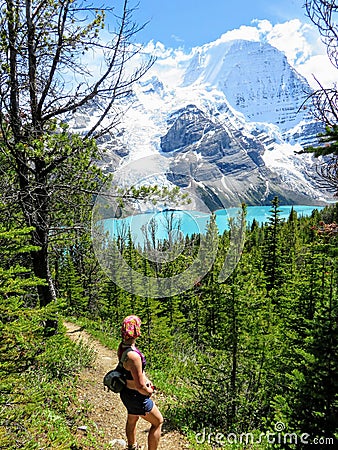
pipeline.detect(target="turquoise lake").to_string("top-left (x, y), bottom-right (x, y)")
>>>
top-left (102, 205), bottom-right (324, 244)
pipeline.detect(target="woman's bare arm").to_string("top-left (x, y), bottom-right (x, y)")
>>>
top-left (124, 351), bottom-right (154, 396)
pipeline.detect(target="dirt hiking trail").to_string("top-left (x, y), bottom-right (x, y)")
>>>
top-left (64, 322), bottom-right (191, 450)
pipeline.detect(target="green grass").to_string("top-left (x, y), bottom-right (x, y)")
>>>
top-left (65, 316), bottom-right (120, 351)
top-left (0, 322), bottom-right (98, 450)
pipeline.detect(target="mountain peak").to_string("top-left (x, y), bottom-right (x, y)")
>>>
top-left (181, 39), bottom-right (312, 130)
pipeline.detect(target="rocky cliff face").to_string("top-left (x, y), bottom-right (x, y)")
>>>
top-left (161, 105), bottom-right (264, 175)
top-left (159, 104), bottom-right (323, 207)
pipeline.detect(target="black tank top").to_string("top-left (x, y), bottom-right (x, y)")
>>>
top-left (117, 343), bottom-right (147, 380)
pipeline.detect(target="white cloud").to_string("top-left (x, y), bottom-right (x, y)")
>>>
top-left (256, 19), bottom-right (274, 34)
top-left (298, 54), bottom-right (337, 88)
top-left (215, 25), bottom-right (261, 44)
top-left (142, 41), bottom-right (193, 87)
top-left (264, 19), bottom-right (313, 64)
top-left (143, 40), bottom-right (174, 58)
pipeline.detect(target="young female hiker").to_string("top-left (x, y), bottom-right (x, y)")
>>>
top-left (117, 315), bottom-right (163, 450)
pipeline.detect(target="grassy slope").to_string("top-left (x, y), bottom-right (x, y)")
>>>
top-left (0, 322), bottom-right (98, 450)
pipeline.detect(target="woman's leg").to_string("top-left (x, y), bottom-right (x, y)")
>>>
top-left (142, 404), bottom-right (163, 450)
top-left (126, 414), bottom-right (139, 447)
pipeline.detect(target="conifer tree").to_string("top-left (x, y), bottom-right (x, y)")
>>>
top-left (263, 196), bottom-right (283, 293)
top-left (0, 225), bottom-right (47, 376)
top-left (57, 253), bottom-right (88, 316)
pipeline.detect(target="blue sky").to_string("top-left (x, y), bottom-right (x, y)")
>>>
top-left (131, 0), bottom-right (309, 49)
top-left (90, 0), bottom-right (334, 88)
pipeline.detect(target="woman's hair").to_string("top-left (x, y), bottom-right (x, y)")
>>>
top-left (121, 315), bottom-right (142, 340)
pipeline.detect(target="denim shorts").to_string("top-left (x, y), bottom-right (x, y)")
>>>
top-left (120, 387), bottom-right (154, 416)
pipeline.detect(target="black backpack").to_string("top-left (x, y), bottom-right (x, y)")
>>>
top-left (103, 348), bottom-right (132, 393)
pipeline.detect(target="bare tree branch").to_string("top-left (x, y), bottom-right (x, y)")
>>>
top-left (299, 75), bottom-right (338, 126)
top-left (305, 0), bottom-right (338, 69)
top-left (301, 0), bottom-right (338, 195)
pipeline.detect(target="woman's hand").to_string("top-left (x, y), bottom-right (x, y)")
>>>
top-left (146, 381), bottom-right (156, 394)
top-left (145, 376), bottom-right (155, 390)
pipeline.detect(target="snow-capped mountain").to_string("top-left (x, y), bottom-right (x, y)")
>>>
top-left (70, 37), bottom-right (331, 207)
top-left (183, 39), bottom-right (313, 130)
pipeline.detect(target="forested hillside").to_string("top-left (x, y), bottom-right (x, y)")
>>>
top-left (1, 198), bottom-right (337, 448)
